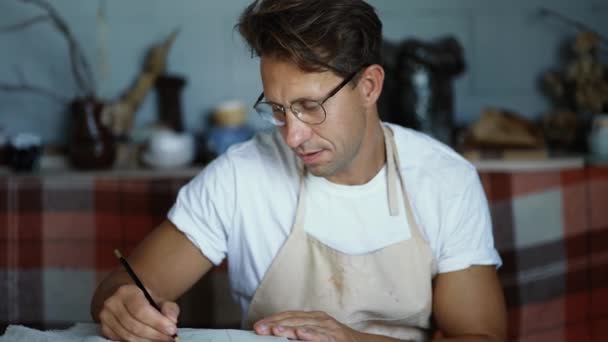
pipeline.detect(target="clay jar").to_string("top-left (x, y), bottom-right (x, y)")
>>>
top-left (68, 97), bottom-right (116, 169)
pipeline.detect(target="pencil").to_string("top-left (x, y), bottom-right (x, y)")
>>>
top-left (114, 249), bottom-right (179, 342)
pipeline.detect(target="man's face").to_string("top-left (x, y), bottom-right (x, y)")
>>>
top-left (260, 56), bottom-right (368, 179)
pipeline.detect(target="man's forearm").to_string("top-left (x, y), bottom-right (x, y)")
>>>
top-left (357, 332), bottom-right (410, 342)
top-left (359, 332), bottom-right (503, 342)
top-left (434, 335), bottom-right (504, 342)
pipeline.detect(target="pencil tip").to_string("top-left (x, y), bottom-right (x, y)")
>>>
top-left (174, 336), bottom-right (180, 342)
top-left (113, 249), bottom-right (122, 259)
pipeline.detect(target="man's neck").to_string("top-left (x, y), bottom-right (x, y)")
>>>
top-left (326, 120), bottom-right (386, 185)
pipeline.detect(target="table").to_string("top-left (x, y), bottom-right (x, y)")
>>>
top-left (1, 161), bottom-right (607, 341)
top-left (0, 323), bottom-right (288, 341)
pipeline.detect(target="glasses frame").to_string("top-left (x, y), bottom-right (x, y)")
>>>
top-left (253, 66), bottom-right (366, 126)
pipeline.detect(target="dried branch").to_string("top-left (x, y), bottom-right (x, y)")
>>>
top-left (18, 0), bottom-right (96, 97)
top-left (0, 14), bottom-right (49, 33)
top-left (539, 7), bottom-right (608, 49)
top-left (0, 83), bottom-right (69, 102)
top-left (0, 66), bottom-right (69, 102)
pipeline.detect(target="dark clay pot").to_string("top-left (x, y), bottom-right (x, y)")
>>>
top-left (68, 98), bottom-right (116, 170)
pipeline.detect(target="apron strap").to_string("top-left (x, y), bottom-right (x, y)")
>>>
top-left (292, 162), bottom-right (308, 233)
top-left (385, 126), bottom-right (426, 242)
top-left (383, 126), bottom-right (400, 217)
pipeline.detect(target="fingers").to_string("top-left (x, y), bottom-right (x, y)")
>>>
top-left (99, 284), bottom-right (178, 342)
top-left (161, 301), bottom-right (180, 324)
top-left (270, 325), bottom-right (299, 339)
top-left (120, 301), bottom-right (176, 340)
top-left (254, 311), bottom-right (331, 339)
top-left (101, 303), bottom-right (174, 342)
top-left (100, 309), bottom-right (146, 342)
top-left (124, 294), bottom-right (177, 334)
top-left (261, 324), bottom-right (331, 341)
top-left (295, 326), bottom-right (331, 342)
top-left (255, 310), bottom-right (324, 325)
top-left (254, 311), bottom-right (359, 342)
top-left (99, 323), bottom-right (120, 341)
top-left (261, 310), bottom-right (327, 322)
top-left (123, 288), bottom-right (178, 336)
top-left (255, 310), bottom-right (329, 329)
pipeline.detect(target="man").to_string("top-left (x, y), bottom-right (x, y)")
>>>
top-left (91, 0), bottom-right (507, 341)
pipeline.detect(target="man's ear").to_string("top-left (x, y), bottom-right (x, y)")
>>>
top-left (357, 64), bottom-right (385, 107)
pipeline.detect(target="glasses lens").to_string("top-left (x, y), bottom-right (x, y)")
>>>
top-left (292, 100), bottom-right (326, 124)
top-left (255, 102), bottom-right (285, 126)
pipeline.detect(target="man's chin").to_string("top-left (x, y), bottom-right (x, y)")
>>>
top-left (306, 163), bottom-right (335, 178)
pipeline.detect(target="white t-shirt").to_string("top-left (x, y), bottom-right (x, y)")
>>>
top-left (168, 123), bottom-right (501, 316)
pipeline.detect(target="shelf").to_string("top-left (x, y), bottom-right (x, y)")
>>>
top-left (0, 155), bottom-right (594, 178)
top-left (0, 164), bottom-right (202, 179)
top-left (469, 156), bottom-right (586, 172)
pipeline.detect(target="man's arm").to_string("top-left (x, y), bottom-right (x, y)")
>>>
top-left (91, 219), bottom-right (214, 340)
top-left (432, 265), bottom-right (507, 341)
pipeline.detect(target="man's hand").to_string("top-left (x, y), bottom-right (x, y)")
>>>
top-left (98, 284), bottom-right (179, 342)
top-left (253, 311), bottom-right (363, 342)
top-left (91, 221), bottom-right (214, 341)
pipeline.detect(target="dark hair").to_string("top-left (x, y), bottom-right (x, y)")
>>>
top-left (237, 0), bottom-right (382, 78)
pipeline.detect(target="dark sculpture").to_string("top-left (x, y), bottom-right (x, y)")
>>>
top-left (379, 36), bottom-right (466, 146)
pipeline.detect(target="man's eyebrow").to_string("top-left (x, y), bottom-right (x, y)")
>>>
top-left (261, 99), bottom-right (285, 107)
top-left (291, 95), bottom-right (322, 103)
top-left (265, 95), bottom-right (321, 106)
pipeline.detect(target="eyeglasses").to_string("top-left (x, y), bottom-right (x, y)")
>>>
top-left (253, 67), bottom-right (365, 126)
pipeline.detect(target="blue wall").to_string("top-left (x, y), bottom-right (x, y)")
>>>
top-left (0, 0), bottom-right (606, 144)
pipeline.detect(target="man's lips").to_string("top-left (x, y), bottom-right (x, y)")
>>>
top-left (297, 150), bottom-right (324, 164)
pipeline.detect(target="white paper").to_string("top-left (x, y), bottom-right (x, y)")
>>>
top-left (0, 323), bottom-right (291, 342)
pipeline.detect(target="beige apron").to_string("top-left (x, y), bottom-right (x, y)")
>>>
top-left (246, 126), bottom-right (438, 341)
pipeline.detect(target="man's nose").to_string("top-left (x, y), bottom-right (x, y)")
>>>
top-left (282, 111), bottom-right (311, 149)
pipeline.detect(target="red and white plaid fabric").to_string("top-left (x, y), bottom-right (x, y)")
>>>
top-left (480, 166), bottom-right (608, 341)
top-left (1, 166), bottom-right (607, 341)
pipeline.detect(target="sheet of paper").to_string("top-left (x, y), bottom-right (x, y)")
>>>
top-left (0, 323), bottom-right (291, 342)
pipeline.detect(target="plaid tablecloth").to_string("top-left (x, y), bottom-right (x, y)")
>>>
top-left (1, 166), bottom-right (607, 341)
top-left (481, 167), bottom-right (608, 341)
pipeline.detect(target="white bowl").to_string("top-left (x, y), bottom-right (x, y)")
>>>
top-left (142, 131), bottom-right (195, 168)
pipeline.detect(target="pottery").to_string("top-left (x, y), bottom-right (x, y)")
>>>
top-left (68, 98), bottom-right (116, 170)
top-left (141, 130), bottom-right (195, 168)
top-left (589, 114), bottom-right (608, 160)
top-left (8, 133), bottom-right (42, 172)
